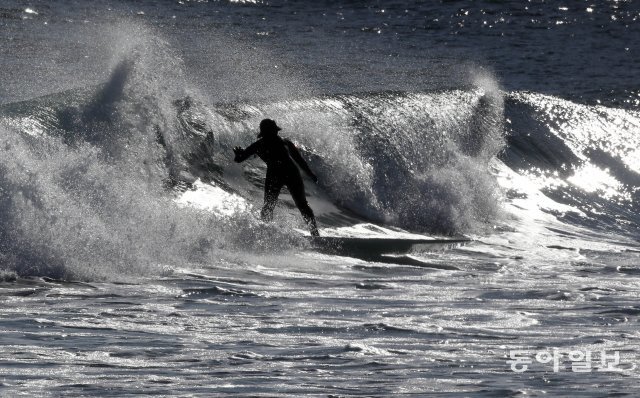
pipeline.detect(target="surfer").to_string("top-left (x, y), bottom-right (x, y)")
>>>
top-left (233, 119), bottom-right (320, 236)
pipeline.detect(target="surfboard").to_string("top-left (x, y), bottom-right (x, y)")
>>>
top-left (307, 235), bottom-right (469, 258)
top-left (297, 223), bottom-right (470, 262)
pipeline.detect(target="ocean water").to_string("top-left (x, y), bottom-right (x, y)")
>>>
top-left (0, 1), bottom-right (639, 396)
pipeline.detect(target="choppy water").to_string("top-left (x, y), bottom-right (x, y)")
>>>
top-left (1, 1), bottom-right (639, 396)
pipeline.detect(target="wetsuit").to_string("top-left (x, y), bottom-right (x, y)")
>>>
top-left (234, 135), bottom-right (319, 236)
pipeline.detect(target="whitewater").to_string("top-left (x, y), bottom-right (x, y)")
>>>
top-left (1, 1), bottom-right (639, 396)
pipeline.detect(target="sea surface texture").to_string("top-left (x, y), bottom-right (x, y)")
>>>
top-left (0, 0), bottom-right (639, 396)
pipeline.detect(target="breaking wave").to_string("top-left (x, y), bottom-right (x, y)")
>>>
top-left (1, 22), bottom-right (637, 281)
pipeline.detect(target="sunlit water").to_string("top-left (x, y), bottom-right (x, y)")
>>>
top-left (1, 1), bottom-right (639, 396)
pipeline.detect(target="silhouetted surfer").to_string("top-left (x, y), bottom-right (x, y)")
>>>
top-left (233, 119), bottom-right (320, 236)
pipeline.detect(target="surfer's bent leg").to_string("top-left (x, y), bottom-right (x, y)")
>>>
top-left (261, 171), bottom-right (282, 222)
top-left (286, 177), bottom-right (319, 237)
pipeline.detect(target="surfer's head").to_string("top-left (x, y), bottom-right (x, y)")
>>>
top-left (258, 118), bottom-right (281, 138)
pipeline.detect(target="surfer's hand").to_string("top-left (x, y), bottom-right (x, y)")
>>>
top-left (233, 146), bottom-right (244, 162)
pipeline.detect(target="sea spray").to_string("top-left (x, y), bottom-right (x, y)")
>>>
top-left (0, 24), bottom-right (300, 280)
top-left (0, 19), bottom-right (510, 280)
top-left (205, 86), bottom-right (506, 234)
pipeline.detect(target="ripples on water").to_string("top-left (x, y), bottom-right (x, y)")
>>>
top-left (1, 237), bottom-right (639, 395)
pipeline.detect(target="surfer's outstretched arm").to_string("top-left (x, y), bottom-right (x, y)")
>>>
top-left (285, 139), bottom-right (318, 182)
top-left (233, 140), bottom-right (261, 163)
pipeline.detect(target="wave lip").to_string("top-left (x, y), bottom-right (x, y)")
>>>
top-left (502, 92), bottom-right (640, 235)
